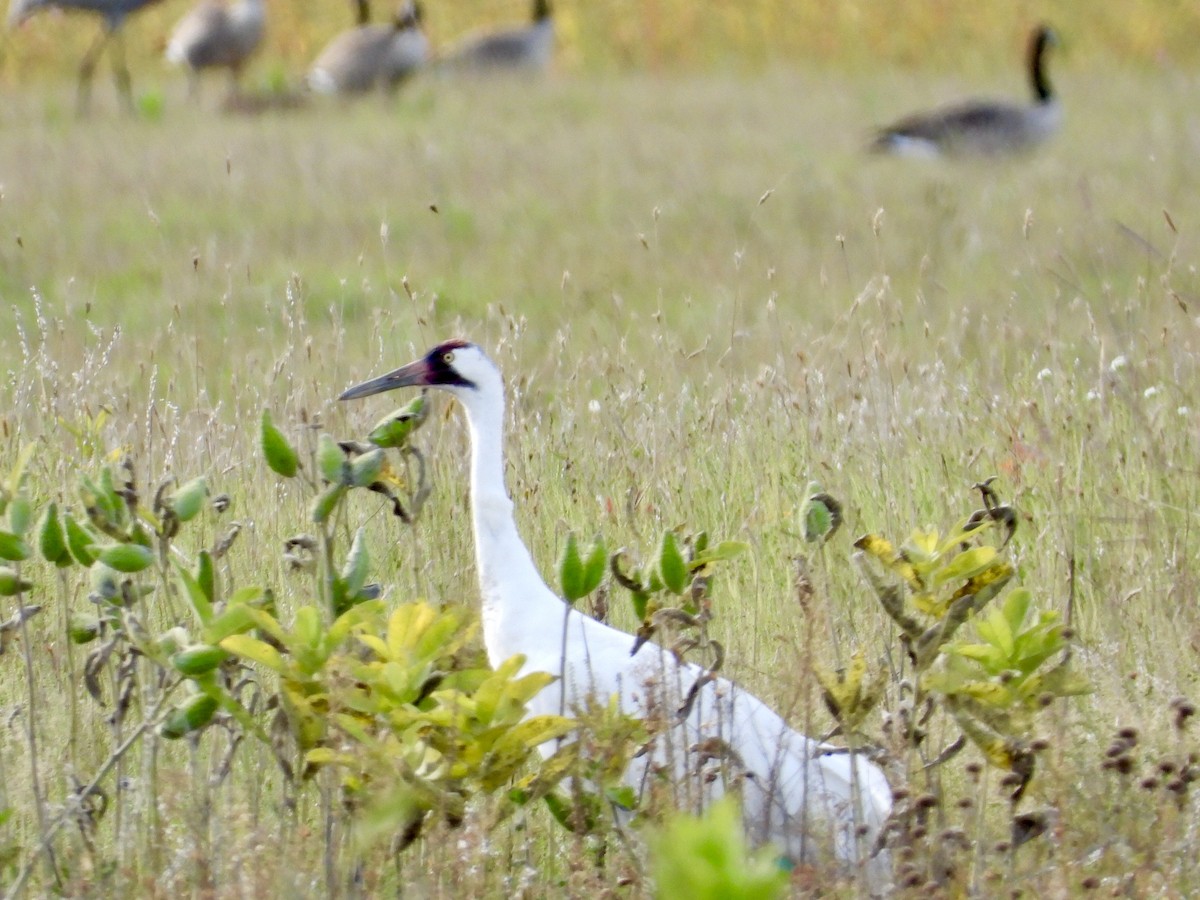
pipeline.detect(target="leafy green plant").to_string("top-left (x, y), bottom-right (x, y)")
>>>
top-left (650, 796), bottom-right (788, 900)
top-left (847, 482), bottom-right (1089, 799)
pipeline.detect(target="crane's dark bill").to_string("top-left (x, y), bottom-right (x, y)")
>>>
top-left (339, 341), bottom-right (476, 400)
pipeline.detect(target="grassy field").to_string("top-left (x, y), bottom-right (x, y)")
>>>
top-left (1, 28), bottom-right (1200, 900)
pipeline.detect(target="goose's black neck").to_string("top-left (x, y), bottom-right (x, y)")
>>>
top-left (1029, 27), bottom-right (1055, 104)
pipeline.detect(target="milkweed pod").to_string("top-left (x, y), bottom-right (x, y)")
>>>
top-left (39, 503), bottom-right (71, 566)
top-left (96, 543), bottom-right (155, 574)
top-left (69, 613), bottom-right (102, 644)
top-left (65, 514), bottom-right (99, 567)
top-left (171, 644), bottom-right (229, 676)
top-left (0, 530), bottom-right (31, 562)
top-left (349, 449), bottom-right (385, 487)
top-left (311, 484), bottom-right (347, 524)
top-left (7, 494), bottom-right (32, 536)
top-left (0, 566), bottom-right (33, 595)
top-left (317, 434), bottom-right (348, 484)
top-left (160, 693), bottom-right (219, 739)
top-left (171, 477), bottom-right (209, 523)
top-left (368, 393), bottom-right (429, 448)
top-left (261, 410), bottom-right (299, 478)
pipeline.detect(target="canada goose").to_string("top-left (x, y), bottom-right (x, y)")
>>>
top-left (308, 0), bottom-right (428, 95)
top-left (7, 0), bottom-right (164, 112)
top-left (165, 0), bottom-right (265, 98)
top-left (438, 0), bottom-right (553, 74)
top-left (871, 25), bottom-right (1061, 159)
top-left (339, 340), bottom-right (894, 884)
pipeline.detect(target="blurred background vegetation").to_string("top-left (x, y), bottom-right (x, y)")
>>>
top-left (2, 0), bottom-right (1198, 85)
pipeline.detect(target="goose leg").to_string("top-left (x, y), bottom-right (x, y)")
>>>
top-left (110, 30), bottom-right (135, 113)
top-left (76, 27), bottom-right (111, 115)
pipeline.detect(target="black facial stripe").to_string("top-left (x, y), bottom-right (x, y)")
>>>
top-left (426, 343), bottom-right (477, 389)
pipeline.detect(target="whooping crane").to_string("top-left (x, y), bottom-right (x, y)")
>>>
top-left (339, 339), bottom-right (893, 884)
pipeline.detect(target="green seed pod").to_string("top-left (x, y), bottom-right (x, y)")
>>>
top-left (261, 410), bottom-right (299, 478)
top-left (368, 393), bottom-right (429, 449)
top-left (89, 563), bottom-right (120, 602)
top-left (317, 434), bottom-right (348, 484)
top-left (170, 477), bottom-right (209, 523)
top-left (65, 514), bottom-right (99, 567)
top-left (341, 528), bottom-right (370, 599)
top-left (69, 613), bottom-right (102, 644)
top-left (7, 494), bottom-right (32, 536)
top-left (171, 644), bottom-right (228, 676)
top-left (96, 543), bottom-right (155, 574)
top-left (0, 530), bottom-right (31, 562)
top-left (0, 566), bottom-right (33, 596)
top-left (156, 626), bottom-right (191, 657)
top-left (311, 484), bottom-right (347, 524)
top-left (160, 694), bottom-right (219, 739)
top-left (38, 503), bottom-right (71, 567)
top-left (349, 449), bottom-right (385, 487)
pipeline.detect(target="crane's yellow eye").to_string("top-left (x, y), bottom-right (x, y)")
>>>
top-left (442, 351), bottom-right (455, 364)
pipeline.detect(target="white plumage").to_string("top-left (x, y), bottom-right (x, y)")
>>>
top-left (339, 340), bottom-right (892, 882)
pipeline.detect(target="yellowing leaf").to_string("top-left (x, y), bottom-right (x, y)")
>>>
top-left (220, 634), bottom-right (285, 672)
top-left (854, 533), bottom-right (922, 590)
top-left (933, 546), bottom-right (998, 588)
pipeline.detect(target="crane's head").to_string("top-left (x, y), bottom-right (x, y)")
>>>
top-left (338, 339), bottom-right (494, 402)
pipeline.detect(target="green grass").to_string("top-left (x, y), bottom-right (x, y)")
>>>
top-left (1, 59), bottom-right (1199, 897)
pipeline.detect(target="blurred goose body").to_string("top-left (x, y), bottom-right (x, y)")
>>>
top-left (7, 0), bottom-right (164, 111)
top-left (871, 25), bottom-right (1060, 158)
top-left (438, 0), bottom-right (553, 74)
top-left (308, 1), bottom-right (428, 94)
top-left (165, 0), bottom-right (265, 94)
top-left (339, 340), bottom-right (893, 885)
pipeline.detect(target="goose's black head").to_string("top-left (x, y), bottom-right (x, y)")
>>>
top-left (339, 339), bottom-right (481, 401)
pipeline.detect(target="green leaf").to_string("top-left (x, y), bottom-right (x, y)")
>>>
top-left (0, 531), bottom-right (31, 562)
top-left (196, 550), bottom-right (216, 605)
top-left (1002, 588), bottom-right (1033, 637)
top-left (933, 546), bottom-right (999, 588)
top-left (175, 561), bottom-right (214, 625)
top-left (657, 531), bottom-right (687, 595)
top-left (220, 634), bottom-right (285, 672)
top-left (689, 540), bottom-right (750, 569)
top-left (261, 410), bottom-right (299, 478)
top-left (650, 797), bottom-right (788, 900)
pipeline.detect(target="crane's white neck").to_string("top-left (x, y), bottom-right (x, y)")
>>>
top-left (456, 377), bottom-right (568, 671)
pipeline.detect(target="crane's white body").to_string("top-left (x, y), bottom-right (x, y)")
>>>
top-left (341, 342), bottom-right (892, 884)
